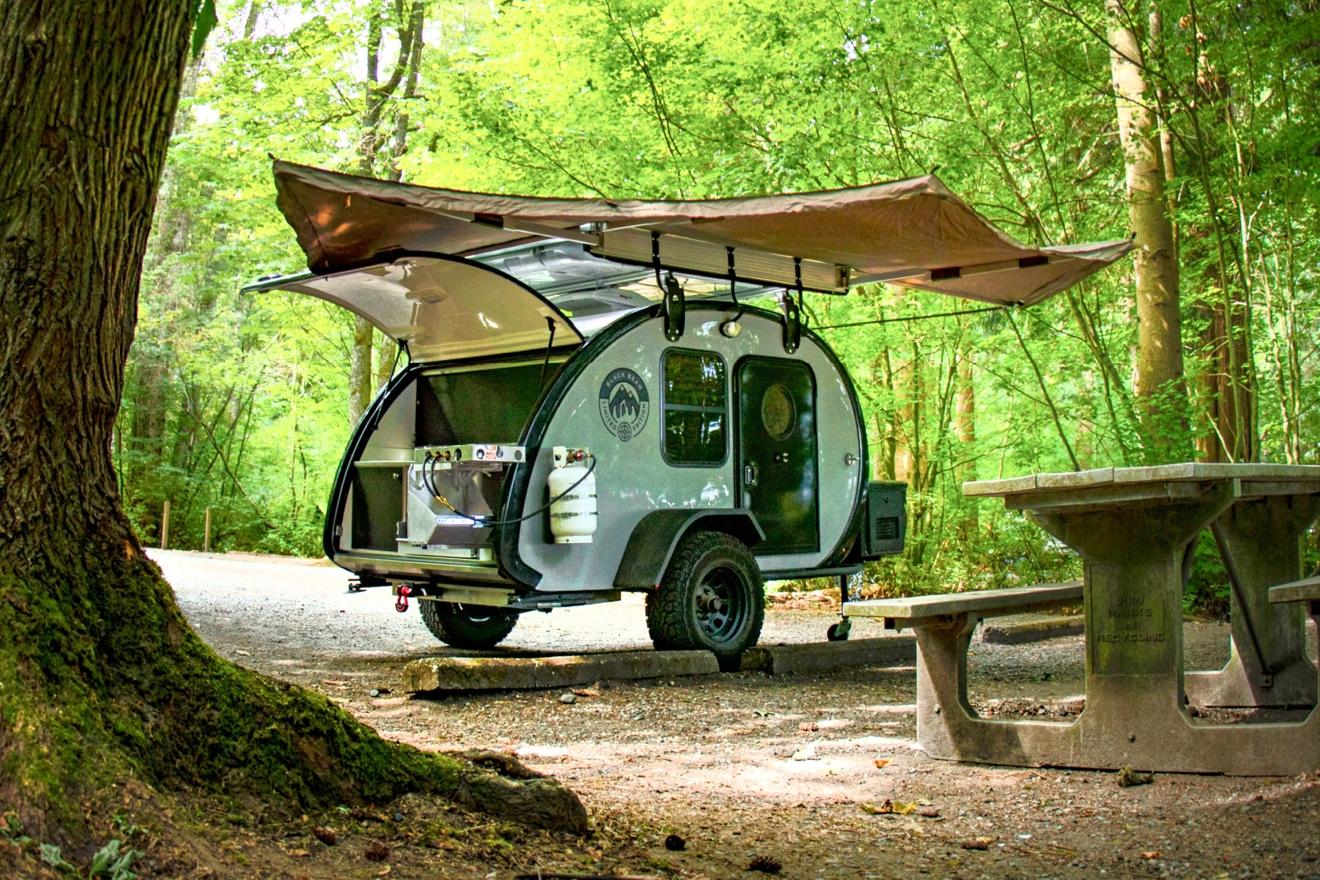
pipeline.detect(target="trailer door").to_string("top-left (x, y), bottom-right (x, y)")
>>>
top-left (736, 358), bottom-right (819, 554)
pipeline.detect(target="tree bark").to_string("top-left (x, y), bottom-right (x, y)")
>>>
top-left (1, 4), bottom-right (190, 554)
top-left (388, 0), bottom-right (426, 183)
top-left (955, 343), bottom-right (976, 484)
top-left (1107, 0), bottom-right (1186, 449)
top-left (955, 340), bottom-right (977, 535)
top-left (348, 314), bottom-right (376, 425)
top-left (376, 335), bottom-right (399, 388)
top-left (893, 341), bottom-right (919, 487)
top-left (350, 1), bottom-right (426, 424)
top-left (243, 0), bottom-right (263, 39)
top-left (0, 0), bottom-right (582, 842)
top-left (1198, 298), bottom-right (1255, 462)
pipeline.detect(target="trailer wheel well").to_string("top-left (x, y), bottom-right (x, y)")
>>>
top-left (613, 509), bottom-right (765, 590)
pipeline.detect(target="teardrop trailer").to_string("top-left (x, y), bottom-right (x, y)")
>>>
top-left (248, 161), bottom-right (1130, 664)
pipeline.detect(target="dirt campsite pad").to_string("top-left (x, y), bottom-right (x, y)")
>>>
top-left (154, 549), bottom-right (1320, 879)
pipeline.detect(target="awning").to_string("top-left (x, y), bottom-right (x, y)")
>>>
top-left (272, 159), bottom-right (1131, 306)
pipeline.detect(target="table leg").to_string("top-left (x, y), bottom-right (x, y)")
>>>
top-left (1185, 495), bottom-right (1320, 708)
top-left (912, 614), bottom-right (977, 761)
top-left (913, 492), bottom-right (1233, 770)
top-left (1031, 494), bottom-right (1233, 760)
top-left (1020, 487), bottom-right (1320, 774)
top-left (912, 613), bottom-right (1087, 767)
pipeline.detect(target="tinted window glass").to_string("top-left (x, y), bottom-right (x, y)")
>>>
top-left (418, 362), bottom-right (552, 444)
top-left (663, 350), bottom-right (727, 465)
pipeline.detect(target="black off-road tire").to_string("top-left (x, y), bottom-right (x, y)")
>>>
top-left (418, 600), bottom-right (518, 649)
top-left (645, 531), bottom-right (765, 666)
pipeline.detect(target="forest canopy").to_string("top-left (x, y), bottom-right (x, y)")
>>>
top-left (120, 0), bottom-right (1320, 603)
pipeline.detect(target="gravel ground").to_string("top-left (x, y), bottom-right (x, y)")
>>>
top-left (154, 549), bottom-right (1320, 879)
top-left (156, 549), bottom-right (896, 659)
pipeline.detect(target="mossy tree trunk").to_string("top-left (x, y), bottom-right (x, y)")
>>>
top-left (0, 0), bottom-right (583, 842)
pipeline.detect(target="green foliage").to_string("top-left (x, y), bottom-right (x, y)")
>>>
top-left (39, 842), bottom-right (75, 873)
top-left (863, 507), bottom-right (1082, 597)
top-left (120, 0), bottom-right (1320, 609)
top-left (0, 814), bottom-right (140, 879)
top-left (37, 837), bottom-right (141, 880)
top-left (0, 813), bottom-right (29, 845)
top-left (88, 839), bottom-right (143, 880)
top-left (191, 0), bottom-right (217, 59)
top-left (1183, 532), bottom-right (1230, 619)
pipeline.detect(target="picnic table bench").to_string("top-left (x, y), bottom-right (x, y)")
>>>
top-left (845, 581), bottom-right (1082, 763)
top-left (860, 463), bottom-right (1320, 775)
top-left (1271, 575), bottom-right (1320, 616)
top-left (847, 581), bottom-right (1083, 629)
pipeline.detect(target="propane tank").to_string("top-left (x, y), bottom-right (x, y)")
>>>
top-left (549, 446), bottom-right (597, 544)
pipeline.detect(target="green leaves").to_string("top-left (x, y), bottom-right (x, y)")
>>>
top-left (88, 838), bottom-right (143, 880)
top-left (122, 0), bottom-right (1320, 582)
top-left (191, 0), bottom-right (217, 59)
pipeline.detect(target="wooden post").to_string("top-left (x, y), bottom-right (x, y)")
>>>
top-left (203, 507), bottom-right (212, 553)
top-left (160, 500), bottom-right (170, 550)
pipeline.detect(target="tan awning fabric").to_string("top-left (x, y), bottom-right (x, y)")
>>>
top-left (272, 159), bottom-right (1130, 306)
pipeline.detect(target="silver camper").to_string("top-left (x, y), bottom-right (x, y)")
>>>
top-left (250, 161), bottom-right (1130, 662)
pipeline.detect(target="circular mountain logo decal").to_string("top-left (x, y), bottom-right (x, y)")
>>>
top-left (599, 368), bottom-right (650, 442)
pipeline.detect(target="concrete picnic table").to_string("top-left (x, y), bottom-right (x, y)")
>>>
top-left (914, 463), bottom-right (1320, 775)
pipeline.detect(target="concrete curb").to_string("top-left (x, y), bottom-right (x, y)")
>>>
top-left (979, 615), bottom-right (1085, 645)
top-left (405, 637), bottom-right (918, 693)
top-left (404, 649), bottom-right (720, 693)
top-left (739, 636), bottom-right (915, 674)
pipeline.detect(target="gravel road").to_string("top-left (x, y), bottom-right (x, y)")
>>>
top-left (152, 549), bottom-right (1320, 880)
top-left (155, 548), bottom-right (894, 664)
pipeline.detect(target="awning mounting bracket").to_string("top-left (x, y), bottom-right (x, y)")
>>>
top-left (653, 232), bottom-right (685, 342)
top-left (781, 257), bottom-right (804, 353)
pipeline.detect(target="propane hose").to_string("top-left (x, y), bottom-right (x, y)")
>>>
top-left (421, 451), bottom-right (596, 527)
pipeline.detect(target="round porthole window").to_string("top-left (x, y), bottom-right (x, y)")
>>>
top-left (760, 383), bottom-right (796, 440)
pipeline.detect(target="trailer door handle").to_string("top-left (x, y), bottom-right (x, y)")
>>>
top-left (744, 463), bottom-right (758, 487)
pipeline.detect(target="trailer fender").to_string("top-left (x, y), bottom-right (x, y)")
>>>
top-left (614, 509), bottom-right (766, 590)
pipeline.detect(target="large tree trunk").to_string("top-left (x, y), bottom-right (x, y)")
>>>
top-left (893, 340), bottom-right (920, 488)
top-left (349, 1), bottom-right (426, 425)
top-left (1197, 297), bottom-right (1256, 462)
top-left (0, 0), bottom-right (582, 844)
top-left (1107, 0), bottom-right (1186, 451)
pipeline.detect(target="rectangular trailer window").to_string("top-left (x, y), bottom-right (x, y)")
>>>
top-left (662, 349), bottom-right (728, 466)
top-left (416, 361), bottom-right (558, 445)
